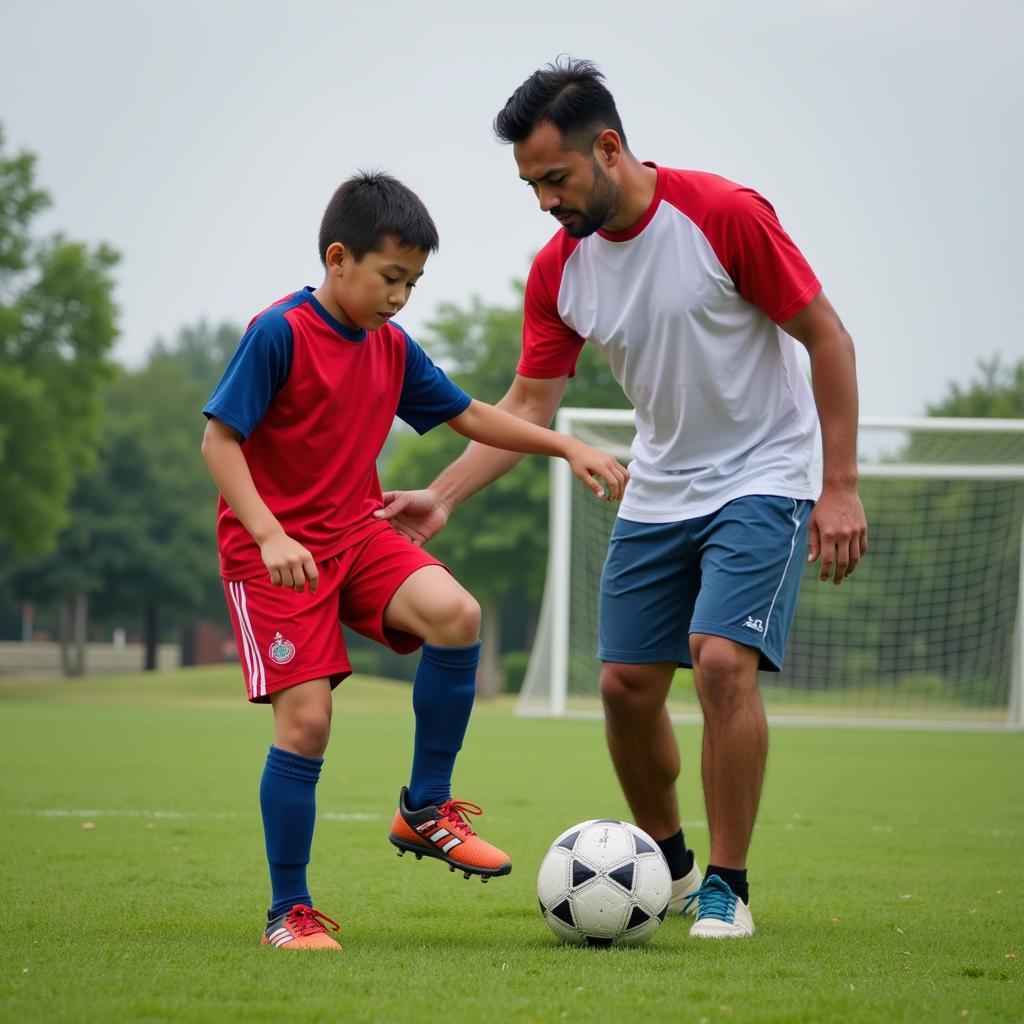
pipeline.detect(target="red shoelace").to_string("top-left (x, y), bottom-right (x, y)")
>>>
top-left (437, 799), bottom-right (483, 837)
top-left (285, 904), bottom-right (341, 936)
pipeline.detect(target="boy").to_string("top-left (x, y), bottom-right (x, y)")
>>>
top-left (201, 171), bottom-right (627, 950)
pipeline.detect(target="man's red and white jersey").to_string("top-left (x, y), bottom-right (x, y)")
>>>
top-left (520, 165), bottom-right (823, 522)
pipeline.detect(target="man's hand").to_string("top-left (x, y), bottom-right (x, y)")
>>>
top-left (807, 484), bottom-right (868, 584)
top-left (565, 439), bottom-right (629, 501)
top-left (259, 530), bottom-right (319, 592)
top-left (374, 489), bottom-right (451, 546)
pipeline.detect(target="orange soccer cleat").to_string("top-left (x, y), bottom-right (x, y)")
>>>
top-left (261, 904), bottom-right (342, 950)
top-left (388, 787), bottom-right (512, 881)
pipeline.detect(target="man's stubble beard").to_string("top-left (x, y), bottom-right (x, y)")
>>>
top-left (562, 161), bottom-right (623, 239)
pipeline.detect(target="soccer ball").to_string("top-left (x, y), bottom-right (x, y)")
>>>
top-left (537, 819), bottom-right (672, 947)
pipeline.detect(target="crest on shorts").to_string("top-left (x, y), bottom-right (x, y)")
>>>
top-left (268, 631), bottom-right (296, 665)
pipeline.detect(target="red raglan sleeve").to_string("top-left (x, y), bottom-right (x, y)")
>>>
top-left (717, 186), bottom-right (821, 324)
top-left (517, 240), bottom-right (586, 378)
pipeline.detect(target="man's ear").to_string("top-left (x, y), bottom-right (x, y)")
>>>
top-left (594, 128), bottom-right (622, 169)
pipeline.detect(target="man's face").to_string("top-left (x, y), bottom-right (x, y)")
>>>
top-left (513, 121), bottom-right (622, 238)
top-left (326, 237), bottom-right (427, 331)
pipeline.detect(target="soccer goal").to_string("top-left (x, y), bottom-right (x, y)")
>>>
top-left (517, 411), bottom-right (1024, 730)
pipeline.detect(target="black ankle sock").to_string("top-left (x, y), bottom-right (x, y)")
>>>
top-left (655, 830), bottom-right (695, 881)
top-left (706, 864), bottom-right (749, 904)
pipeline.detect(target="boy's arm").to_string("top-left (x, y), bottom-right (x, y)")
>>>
top-left (446, 398), bottom-right (628, 501)
top-left (201, 417), bottom-right (319, 592)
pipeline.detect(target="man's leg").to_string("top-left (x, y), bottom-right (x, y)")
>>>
top-left (690, 634), bottom-right (765, 874)
top-left (599, 661), bottom-right (679, 837)
top-left (686, 633), bottom-right (763, 937)
top-left (597, 517), bottom-right (706, 911)
top-left (599, 661), bottom-right (702, 911)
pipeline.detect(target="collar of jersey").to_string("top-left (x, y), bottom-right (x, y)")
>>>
top-left (597, 162), bottom-right (666, 243)
top-left (302, 287), bottom-right (367, 342)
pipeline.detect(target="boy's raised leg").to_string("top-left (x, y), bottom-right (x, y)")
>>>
top-left (383, 567), bottom-right (511, 880)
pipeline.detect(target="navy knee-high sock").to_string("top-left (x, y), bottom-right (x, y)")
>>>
top-left (260, 745), bottom-right (323, 918)
top-left (407, 642), bottom-right (480, 810)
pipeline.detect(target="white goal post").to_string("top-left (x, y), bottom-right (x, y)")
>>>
top-left (517, 411), bottom-right (1024, 730)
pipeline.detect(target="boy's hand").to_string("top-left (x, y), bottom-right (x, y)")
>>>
top-left (566, 440), bottom-right (629, 501)
top-left (259, 531), bottom-right (319, 593)
top-left (374, 490), bottom-right (450, 546)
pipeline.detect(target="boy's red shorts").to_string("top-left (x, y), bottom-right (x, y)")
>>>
top-left (223, 521), bottom-right (444, 703)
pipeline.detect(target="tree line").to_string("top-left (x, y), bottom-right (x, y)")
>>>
top-left (0, 125), bottom-right (630, 686)
top-left (2, 125), bottom-right (1022, 697)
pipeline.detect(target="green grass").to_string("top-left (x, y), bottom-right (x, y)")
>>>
top-left (563, 671), bottom-right (1011, 722)
top-left (1, 667), bottom-right (1022, 1023)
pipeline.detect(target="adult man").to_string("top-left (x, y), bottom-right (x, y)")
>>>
top-left (376, 59), bottom-right (868, 938)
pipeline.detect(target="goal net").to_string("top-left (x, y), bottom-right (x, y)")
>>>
top-left (518, 411), bottom-right (1024, 729)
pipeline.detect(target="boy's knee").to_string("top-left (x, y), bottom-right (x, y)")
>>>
top-left (423, 590), bottom-right (481, 647)
top-left (279, 702), bottom-right (332, 758)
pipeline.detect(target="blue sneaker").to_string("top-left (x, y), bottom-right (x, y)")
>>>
top-left (685, 874), bottom-right (755, 938)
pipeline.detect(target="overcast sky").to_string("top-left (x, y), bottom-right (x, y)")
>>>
top-left (2, 0), bottom-right (1020, 416)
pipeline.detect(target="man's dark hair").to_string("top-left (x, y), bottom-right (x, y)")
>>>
top-left (318, 171), bottom-right (439, 264)
top-left (494, 57), bottom-right (627, 151)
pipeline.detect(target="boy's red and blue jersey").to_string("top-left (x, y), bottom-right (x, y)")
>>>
top-left (204, 287), bottom-right (470, 581)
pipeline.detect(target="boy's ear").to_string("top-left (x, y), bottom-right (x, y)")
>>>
top-left (324, 241), bottom-right (348, 273)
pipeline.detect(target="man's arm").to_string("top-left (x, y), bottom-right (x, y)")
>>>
top-left (447, 396), bottom-right (627, 499)
top-left (201, 417), bottom-right (319, 592)
top-left (375, 374), bottom-right (568, 544)
top-left (780, 291), bottom-right (868, 584)
top-left (437, 375), bottom-right (569, 502)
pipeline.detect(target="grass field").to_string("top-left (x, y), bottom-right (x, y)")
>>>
top-left (1, 667), bottom-right (1021, 1023)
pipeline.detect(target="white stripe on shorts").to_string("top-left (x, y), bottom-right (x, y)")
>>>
top-left (236, 581), bottom-right (266, 698)
top-left (227, 582), bottom-right (256, 699)
top-left (229, 580), bottom-right (265, 699)
top-left (762, 499), bottom-right (805, 639)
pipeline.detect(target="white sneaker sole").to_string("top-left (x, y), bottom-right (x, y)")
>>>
top-left (689, 899), bottom-right (755, 938)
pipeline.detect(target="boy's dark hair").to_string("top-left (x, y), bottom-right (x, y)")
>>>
top-left (318, 171), bottom-right (439, 264)
top-left (494, 57), bottom-right (628, 152)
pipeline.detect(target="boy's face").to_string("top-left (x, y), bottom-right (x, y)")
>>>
top-left (321, 236), bottom-right (428, 331)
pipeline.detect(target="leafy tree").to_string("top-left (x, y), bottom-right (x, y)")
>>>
top-left (383, 289), bottom-right (629, 693)
top-left (97, 350), bottom-right (226, 666)
top-left (928, 356), bottom-right (1024, 418)
top-left (8, 321), bottom-right (238, 672)
top-left (0, 125), bottom-right (119, 554)
top-left (149, 319), bottom-right (241, 393)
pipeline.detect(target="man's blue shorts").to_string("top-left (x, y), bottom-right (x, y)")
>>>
top-left (598, 495), bottom-right (813, 671)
